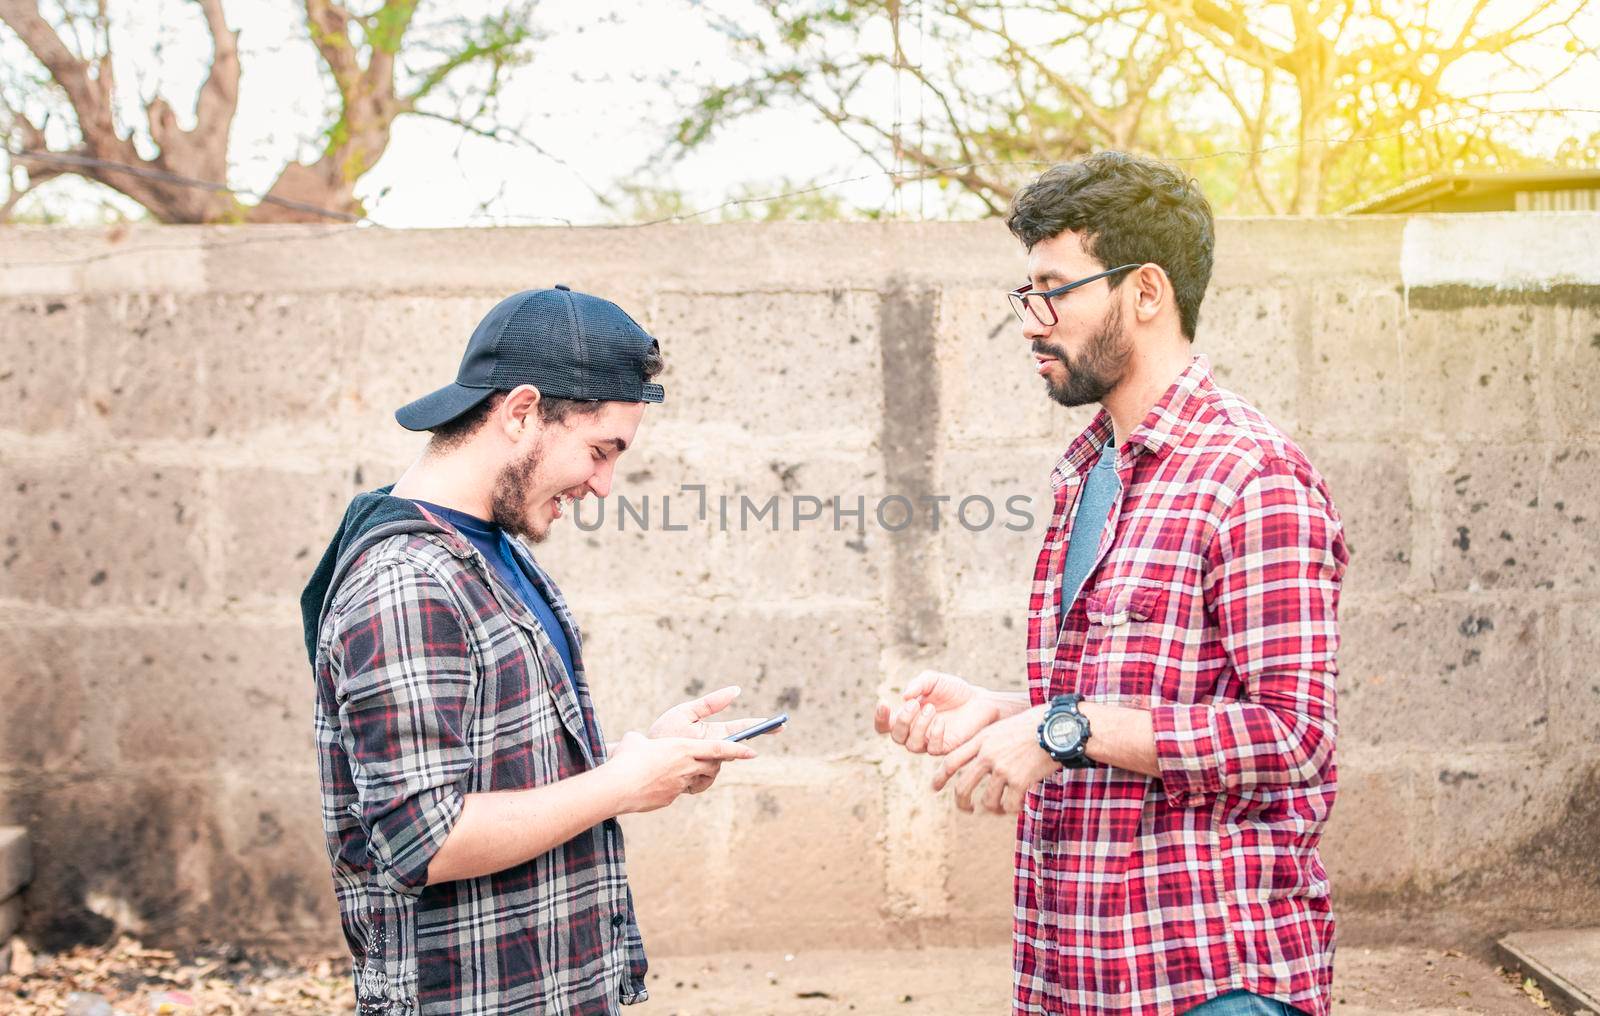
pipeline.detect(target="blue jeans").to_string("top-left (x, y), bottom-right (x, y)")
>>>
top-left (1182, 990), bottom-right (1306, 1016)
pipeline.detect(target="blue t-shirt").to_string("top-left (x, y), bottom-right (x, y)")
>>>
top-left (413, 501), bottom-right (579, 696)
top-left (1060, 436), bottom-right (1121, 625)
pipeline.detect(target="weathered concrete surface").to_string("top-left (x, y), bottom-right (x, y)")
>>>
top-left (1498, 929), bottom-right (1600, 1016)
top-left (0, 216), bottom-right (1598, 955)
top-left (0, 828), bottom-right (30, 902)
top-left (0, 826), bottom-right (29, 976)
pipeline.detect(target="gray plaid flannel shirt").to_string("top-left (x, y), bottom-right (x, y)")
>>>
top-left (312, 518), bottom-right (649, 1015)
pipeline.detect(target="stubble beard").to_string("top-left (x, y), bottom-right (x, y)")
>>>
top-left (1035, 300), bottom-right (1129, 408)
top-left (490, 439), bottom-right (549, 543)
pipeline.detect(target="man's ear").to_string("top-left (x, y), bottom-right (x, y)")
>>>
top-left (1131, 263), bottom-right (1167, 324)
top-left (499, 384), bottom-right (543, 440)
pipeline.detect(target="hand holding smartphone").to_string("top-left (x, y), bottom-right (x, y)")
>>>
top-left (726, 713), bottom-right (789, 742)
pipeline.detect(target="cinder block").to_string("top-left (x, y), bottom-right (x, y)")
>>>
top-left (936, 448), bottom-right (1054, 612)
top-left (347, 295), bottom-right (490, 438)
top-left (1402, 303), bottom-right (1548, 441)
top-left (578, 608), bottom-right (888, 758)
top-left (1541, 446), bottom-right (1600, 592)
top-left (75, 228), bottom-right (205, 294)
top-left (82, 293), bottom-right (202, 439)
top-left (712, 452), bottom-right (892, 605)
top-left (1550, 606), bottom-right (1600, 747)
top-left (943, 799), bottom-right (1019, 925)
top-left (617, 793), bottom-right (734, 939)
top-left (935, 288), bottom-right (1055, 443)
top-left (936, 609), bottom-right (1029, 697)
top-left (1417, 755), bottom-right (1588, 881)
top-left (198, 223), bottom-right (1019, 297)
top-left (520, 441), bottom-right (829, 610)
top-left (0, 893), bottom-right (21, 941)
top-left (1306, 440), bottom-right (1414, 597)
top-left (215, 467), bottom-right (361, 603)
top-left (1300, 287), bottom-right (1404, 440)
top-left (0, 626), bottom-right (106, 771)
top-left (1045, 409), bottom-right (1103, 456)
top-left (879, 751), bottom-right (951, 922)
top-left (0, 298), bottom-right (82, 434)
top-left (72, 623), bottom-right (313, 769)
top-left (543, 447), bottom-right (896, 610)
top-left (1548, 303), bottom-right (1600, 439)
top-left (647, 290), bottom-right (884, 439)
top-left (0, 230), bottom-right (90, 296)
top-left (1211, 218), bottom-right (1404, 289)
top-left (1413, 442), bottom-right (1546, 592)
top-left (0, 827), bottom-right (32, 900)
top-left (1197, 286), bottom-right (1300, 434)
top-left (1337, 597), bottom-right (1548, 750)
top-left (1318, 762), bottom-right (1417, 894)
top-left (708, 517), bottom-right (889, 606)
top-left (527, 523), bottom-right (714, 616)
top-left (1, 773), bottom-right (228, 945)
top-left (0, 457), bottom-right (207, 609)
top-left (721, 770), bottom-right (886, 948)
top-left (201, 293), bottom-right (351, 438)
top-left (210, 770), bottom-right (343, 945)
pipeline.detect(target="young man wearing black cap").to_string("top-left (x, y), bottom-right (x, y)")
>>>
top-left (301, 286), bottom-right (759, 1015)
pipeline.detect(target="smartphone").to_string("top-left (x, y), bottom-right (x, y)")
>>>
top-left (727, 713), bottom-right (789, 742)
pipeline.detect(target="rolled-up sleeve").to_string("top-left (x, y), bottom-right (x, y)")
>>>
top-left (331, 561), bottom-right (477, 893)
top-left (1151, 459), bottom-right (1346, 803)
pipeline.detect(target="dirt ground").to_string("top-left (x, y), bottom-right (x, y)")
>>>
top-left (0, 938), bottom-right (1559, 1014)
top-left (647, 946), bottom-right (1556, 1015)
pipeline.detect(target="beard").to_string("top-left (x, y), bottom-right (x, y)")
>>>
top-left (1034, 300), bottom-right (1129, 408)
top-left (490, 438), bottom-right (548, 543)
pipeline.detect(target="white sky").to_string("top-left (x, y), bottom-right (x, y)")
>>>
top-left (6, 0), bottom-right (903, 226)
top-left (4, 0), bottom-right (1598, 226)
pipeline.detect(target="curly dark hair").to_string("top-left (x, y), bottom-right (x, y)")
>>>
top-left (427, 348), bottom-right (665, 451)
top-left (1006, 151), bottom-right (1214, 340)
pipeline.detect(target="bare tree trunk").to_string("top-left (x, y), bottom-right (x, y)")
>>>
top-left (245, 0), bottom-right (413, 222)
top-left (0, 0), bottom-right (243, 222)
top-left (0, 0), bottom-right (469, 223)
top-left (1291, 82), bottom-right (1325, 215)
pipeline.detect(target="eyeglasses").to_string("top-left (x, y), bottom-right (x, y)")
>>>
top-left (1008, 264), bottom-right (1142, 326)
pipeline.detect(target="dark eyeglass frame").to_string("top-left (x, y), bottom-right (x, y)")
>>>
top-left (1008, 264), bottom-right (1143, 326)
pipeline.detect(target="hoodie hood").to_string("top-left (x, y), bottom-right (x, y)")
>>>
top-left (299, 487), bottom-right (447, 666)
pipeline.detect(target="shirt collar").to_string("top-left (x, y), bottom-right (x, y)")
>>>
top-left (1050, 355), bottom-right (1214, 487)
top-left (414, 499), bottom-right (498, 540)
top-left (1126, 354), bottom-right (1213, 462)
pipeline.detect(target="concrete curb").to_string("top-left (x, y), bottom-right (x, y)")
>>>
top-left (1497, 930), bottom-right (1600, 1016)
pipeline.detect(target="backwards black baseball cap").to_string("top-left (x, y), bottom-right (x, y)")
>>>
top-left (395, 285), bottom-right (665, 432)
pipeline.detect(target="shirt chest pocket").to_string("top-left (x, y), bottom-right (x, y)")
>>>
top-left (1077, 583), bottom-right (1168, 701)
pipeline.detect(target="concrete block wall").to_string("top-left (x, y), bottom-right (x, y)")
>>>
top-left (0, 827), bottom-right (31, 973)
top-left (0, 216), bottom-right (1596, 955)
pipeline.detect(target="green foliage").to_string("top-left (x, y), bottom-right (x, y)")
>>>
top-left (669, 0), bottom-right (1599, 217)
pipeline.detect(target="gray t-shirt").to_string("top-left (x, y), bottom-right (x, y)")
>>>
top-left (1060, 437), bottom-right (1121, 626)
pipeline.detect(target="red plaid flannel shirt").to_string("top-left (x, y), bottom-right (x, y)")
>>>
top-left (1015, 356), bottom-right (1347, 1016)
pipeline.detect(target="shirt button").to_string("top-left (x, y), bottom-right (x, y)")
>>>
top-left (611, 913), bottom-right (625, 928)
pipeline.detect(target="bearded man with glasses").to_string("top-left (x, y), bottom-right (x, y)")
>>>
top-left (875, 151), bottom-right (1348, 1016)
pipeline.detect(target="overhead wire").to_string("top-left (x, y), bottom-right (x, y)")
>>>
top-left (1, 105), bottom-right (1597, 270)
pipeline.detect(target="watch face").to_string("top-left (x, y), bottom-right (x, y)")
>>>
top-left (1045, 712), bottom-right (1082, 752)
